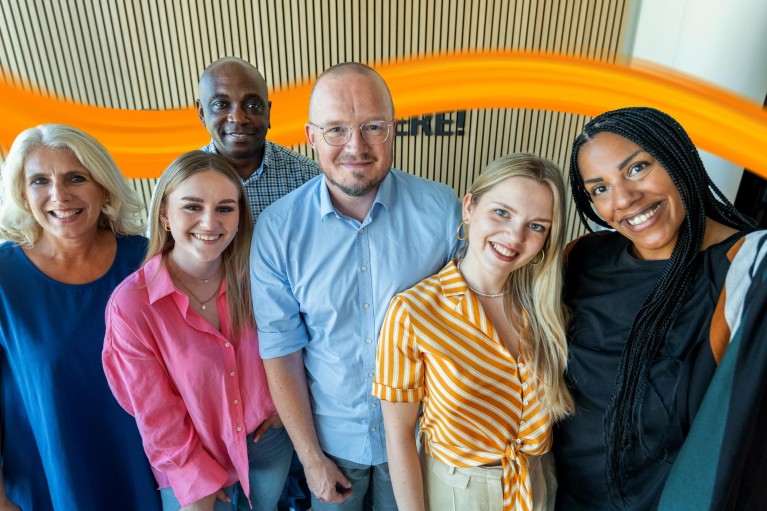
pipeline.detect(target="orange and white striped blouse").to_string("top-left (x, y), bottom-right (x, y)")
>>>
top-left (373, 260), bottom-right (552, 511)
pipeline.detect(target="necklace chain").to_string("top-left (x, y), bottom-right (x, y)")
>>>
top-left (167, 260), bottom-right (221, 310)
top-left (457, 261), bottom-right (505, 298)
top-left (177, 264), bottom-right (221, 283)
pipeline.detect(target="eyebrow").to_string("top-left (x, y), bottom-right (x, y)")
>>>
top-left (210, 92), bottom-right (265, 102)
top-left (26, 170), bottom-right (88, 179)
top-left (616, 149), bottom-right (644, 171)
top-left (179, 196), bottom-right (238, 204)
top-left (494, 201), bottom-right (552, 223)
top-left (582, 149), bottom-right (645, 184)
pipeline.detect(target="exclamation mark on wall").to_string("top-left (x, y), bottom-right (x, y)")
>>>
top-left (456, 111), bottom-right (466, 136)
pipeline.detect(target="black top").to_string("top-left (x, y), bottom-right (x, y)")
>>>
top-left (553, 231), bottom-right (742, 510)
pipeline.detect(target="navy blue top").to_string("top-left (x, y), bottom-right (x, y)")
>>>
top-left (0, 235), bottom-right (161, 510)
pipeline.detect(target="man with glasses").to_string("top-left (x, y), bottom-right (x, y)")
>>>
top-left (250, 62), bottom-right (461, 510)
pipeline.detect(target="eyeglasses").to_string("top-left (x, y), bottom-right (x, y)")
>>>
top-left (308, 120), bottom-right (393, 146)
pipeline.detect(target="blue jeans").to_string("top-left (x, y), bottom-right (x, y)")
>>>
top-left (310, 454), bottom-right (397, 511)
top-left (160, 426), bottom-right (294, 511)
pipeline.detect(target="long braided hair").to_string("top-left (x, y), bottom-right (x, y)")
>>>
top-left (568, 107), bottom-right (755, 500)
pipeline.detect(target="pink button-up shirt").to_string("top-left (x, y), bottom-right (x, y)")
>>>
top-left (103, 254), bottom-right (276, 506)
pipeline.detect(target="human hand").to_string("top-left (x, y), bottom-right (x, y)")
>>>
top-left (304, 454), bottom-right (353, 504)
top-left (179, 489), bottom-right (230, 511)
top-left (253, 413), bottom-right (284, 442)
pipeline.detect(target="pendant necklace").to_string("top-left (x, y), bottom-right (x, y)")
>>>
top-left (167, 260), bottom-right (222, 311)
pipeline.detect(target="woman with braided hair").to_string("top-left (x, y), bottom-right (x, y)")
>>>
top-left (552, 106), bottom-right (765, 510)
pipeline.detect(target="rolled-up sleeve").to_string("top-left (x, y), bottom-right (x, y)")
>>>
top-left (102, 299), bottom-right (228, 506)
top-left (372, 295), bottom-right (424, 403)
top-left (250, 210), bottom-right (309, 359)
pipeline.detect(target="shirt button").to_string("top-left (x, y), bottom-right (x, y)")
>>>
top-left (237, 426), bottom-right (242, 432)
top-left (358, 228), bottom-right (364, 235)
top-left (233, 399), bottom-right (239, 405)
top-left (522, 383), bottom-right (528, 388)
top-left (370, 402), bottom-right (377, 408)
top-left (365, 338), bottom-right (373, 344)
top-left (520, 420), bottom-right (526, 425)
top-left (361, 266), bottom-right (367, 272)
top-left (230, 371), bottom-right (235, 377)
top-left (516, 438), bottom-right (522, 445)
top-left (225, 342), bottom-right (231, 347)
top-left (368, 372), bottom-right (375, 378)
top-left (523, 399), bottom-right (529, 406)
top-left (370, 426), bottom-right (377, 432)
top-left (363, 303), bottom-right (370, 310)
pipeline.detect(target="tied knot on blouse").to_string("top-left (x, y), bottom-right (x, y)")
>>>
top-left (503, 438), bottom-right (532, 511)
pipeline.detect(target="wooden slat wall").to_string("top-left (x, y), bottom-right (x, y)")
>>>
top-left (0, 0), bottom-right (630, 241)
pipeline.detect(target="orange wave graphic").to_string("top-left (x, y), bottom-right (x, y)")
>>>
top-left (1, 51), bottom-right (766, 179)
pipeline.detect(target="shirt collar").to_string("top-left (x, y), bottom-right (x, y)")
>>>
top-left (144, 254), bottom-right (178, 304)
top-left (144, 253), bottom-right (227, 308)
top-left (439, 258), bottom-right (471, 298)
top-left (205, 140), bottom-right (271, 181)
top-left (318, 169), bottom-right (394, 220)
top-left (257, 140), bottom-right (274, 177)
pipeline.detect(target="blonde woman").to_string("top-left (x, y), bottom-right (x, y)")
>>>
top-left (103, 151), bottom-right (292, 511)
top-left (373, 153), bottom-right (573, 511)
top-left (0, 124), bottom-right (159, 510)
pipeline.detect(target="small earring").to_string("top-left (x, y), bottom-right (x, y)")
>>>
top-left (163, 222), bottom-right (171, 232)
top-left (530, 249), bottom-right (545, 265)
top-left (23, 200), bottom-right (29, 209)
top-left (456, 220), bottom-right (469, 241)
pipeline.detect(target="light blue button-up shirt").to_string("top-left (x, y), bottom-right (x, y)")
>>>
top-left (251, 168), bottom-right (461, 465)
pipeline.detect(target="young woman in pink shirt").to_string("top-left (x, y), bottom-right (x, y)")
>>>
top-left (103, 150), bottom-right (293, 511)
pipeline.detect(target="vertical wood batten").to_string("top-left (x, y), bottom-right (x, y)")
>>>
top-left (1, 0), bottom-right (631, 241)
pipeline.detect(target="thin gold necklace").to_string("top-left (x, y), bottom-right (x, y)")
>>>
top-left (171, 257), bottom-right (222, 283)
top-left (457, 261), bottom-right (504, 298)
top-left (167, 261), bottom-right (222, 311)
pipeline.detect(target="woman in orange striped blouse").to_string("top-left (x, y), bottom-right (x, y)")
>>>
top-left (373, 153), bottom-right (574, 511)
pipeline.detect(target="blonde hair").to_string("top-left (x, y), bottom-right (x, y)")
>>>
top-left (0, 124), bottom-right (144, 245)
top-left (466, 152), bottom-right (574, 420)
top-left (145, 150), bottom-right (254, 336)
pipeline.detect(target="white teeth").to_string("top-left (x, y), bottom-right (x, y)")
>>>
top-left (194, 233), bottom-right (220, 241)
top-left (51, 210), bottom-right (80, 219)
top-left (627, 203), bottom-right (661, 226)
top-left (491, 242), bottom-right (516, 258)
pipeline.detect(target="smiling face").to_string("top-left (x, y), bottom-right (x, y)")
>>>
top-left (306, 69), bottom-right (394, 201)
top-left (160, 170), bottom-right (241, 268)
top-left (461, 176), bottom-right (553, 288)
top-left (577, 132), bottom-right (686, 260)
top-left (23, 147), bottom-right (106, 244)
top-left (196, 61), bottom-right (271, 174)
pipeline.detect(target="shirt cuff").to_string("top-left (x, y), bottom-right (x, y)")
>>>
top-left (166, 448), bottom-right (230, 507)
top-left (258, 324), bottom-right (308, 359)
top-left (372, 382), bottom-right (424, 403)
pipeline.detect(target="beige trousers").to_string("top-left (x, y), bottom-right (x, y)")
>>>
top-left (421, 451), bottom-right (556, 511)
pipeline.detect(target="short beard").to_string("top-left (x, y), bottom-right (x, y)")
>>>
top-left (326, 172), bottom-right (387, 197)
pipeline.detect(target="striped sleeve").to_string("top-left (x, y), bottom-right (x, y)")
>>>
top-left (708, 235), bottom-right (744, 362)
top-left (372, 295), bottom-right (424, 403)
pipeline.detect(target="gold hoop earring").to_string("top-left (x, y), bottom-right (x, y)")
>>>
top-left (530, 249), bottom-right (545, 265)
top-left (456, 220), bottom-right (469, 241)
top-left (163, 222), bottom-right (171, 232)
